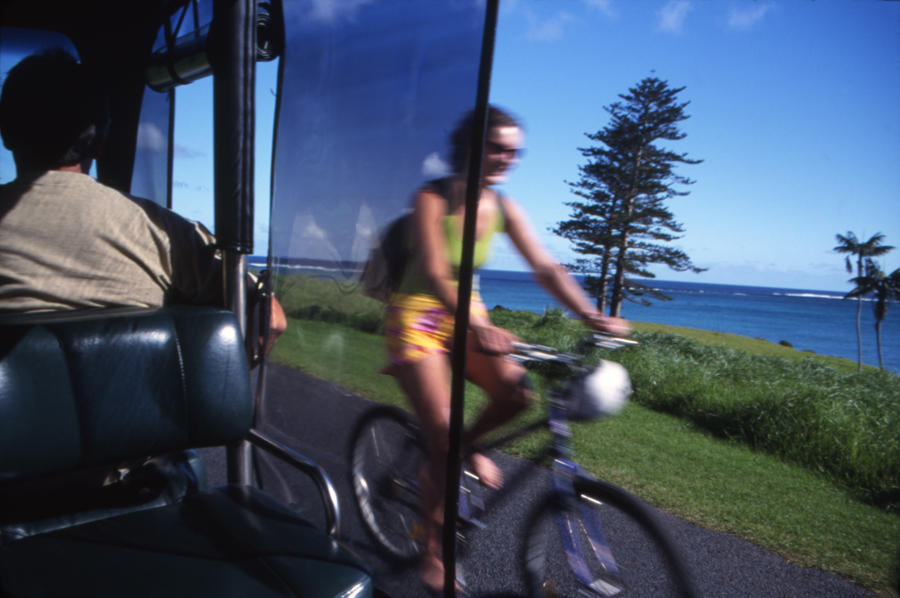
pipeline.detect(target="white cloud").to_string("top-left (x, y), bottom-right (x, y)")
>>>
top-left (173, 143), bottom-right (204, 160)
top-left (307, 0), bottom-right (376, 23)
top-left (727, 4), bottom-right (773, 30)
top-left (583, 0), bottom-right (615, 19)
top-left (524, 10), bottom-right (575, 42)
top-left (657, 0), bottom-right (693, 34)
top-left (287, 211), bottom-right (341, 261)
top-left (135, 122), bottom-right (166, 151)
top-left (351, 200), bottom-right (377, 261)
top-left (499, 0), bottom-right (521, 15)
top-left (422, 152), bottom-right (451, 177)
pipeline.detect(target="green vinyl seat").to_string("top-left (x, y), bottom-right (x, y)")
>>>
top-left (0, 307), bottom-right (372, 597)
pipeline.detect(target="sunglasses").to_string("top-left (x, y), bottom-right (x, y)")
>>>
top-left (486, 140), bottom-right (524, 158)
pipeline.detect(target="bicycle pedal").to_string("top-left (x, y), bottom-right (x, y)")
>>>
top-left (585, 578), bottom-right (622, 597)
top-left (538, 579), bottom-right (559, 598)
top-left (456, 564), bottom-right (467, 591)
top-left (467, 517), bottom-right (486, 530)
top-left (457, 510), bottom-right (486, 529)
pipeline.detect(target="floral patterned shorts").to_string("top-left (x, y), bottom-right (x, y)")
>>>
top-left (382, 292), bottom-right (488, 370)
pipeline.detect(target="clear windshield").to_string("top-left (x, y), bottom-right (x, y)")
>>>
top-left (130, 87), bottom-right (171, 207)
top-left (258, 1), bottom-right (487, 593)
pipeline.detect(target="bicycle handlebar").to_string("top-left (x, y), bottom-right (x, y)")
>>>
top-left (590, 332), bottom-right (638, 350)
top-left (510, 333), bottom-right (637, 365)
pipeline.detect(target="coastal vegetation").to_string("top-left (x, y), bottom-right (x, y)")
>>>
top-left (834, 231), bottom-right (897, 371)
top-left (491, 307), bottom-right (900, 511)
top-left (270, 273), bottom-right (900, 593)
top-left (846, 257), bottom-right (900, 372)
top-left (554, 77), bottom-right (704, 316)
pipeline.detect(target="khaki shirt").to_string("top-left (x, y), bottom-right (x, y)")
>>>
top-left (0, 171), bottom-right (221, 313)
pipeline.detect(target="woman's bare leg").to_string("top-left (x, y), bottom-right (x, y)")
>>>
top-left (393, 353), bottom-right (454, 591)
top-left (464, 337), bottom-right (533, 489)
top-left (392, 340), bottom-right (532, 587)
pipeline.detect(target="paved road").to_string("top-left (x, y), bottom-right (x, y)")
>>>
top-left (202, 363), bottom-right (874, 598)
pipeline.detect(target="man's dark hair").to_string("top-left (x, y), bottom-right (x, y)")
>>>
top-left (0, 48), bottom-right (109, 172)
top-left (449, 104), bottom-right (521, 174)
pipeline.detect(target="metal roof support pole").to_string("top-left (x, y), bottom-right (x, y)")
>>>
top-left (212, 0), bottom-right (256, 486)
top-left (442, 1), bottom-right (500, 595)
top-left (166, 89), bottom-right (175, 210)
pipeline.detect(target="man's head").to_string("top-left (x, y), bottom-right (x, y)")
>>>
top-left (0, 49), bottom-right (109, 174)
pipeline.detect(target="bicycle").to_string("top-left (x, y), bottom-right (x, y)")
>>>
top-left (349, 333), bottom-right (696, 597)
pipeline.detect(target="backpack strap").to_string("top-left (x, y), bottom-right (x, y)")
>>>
top-left (495, 192), bottom-right (509, 233)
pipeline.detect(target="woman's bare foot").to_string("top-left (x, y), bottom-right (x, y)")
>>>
top-left (421, 554), bottom-right (463, 593)
top-left (421, 554), bottom-right (444, 592)
top-left (469, 451), bottom-right (502, 490)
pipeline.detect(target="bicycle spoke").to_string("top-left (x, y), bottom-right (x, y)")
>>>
top-left (350, 407), bottom-right (427, 561)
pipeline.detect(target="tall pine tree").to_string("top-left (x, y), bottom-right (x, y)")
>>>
top-left (554, 77), bottom-right (704, 317)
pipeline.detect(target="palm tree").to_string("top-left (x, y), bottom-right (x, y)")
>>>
top-left (846, 259), bottom-right (900, 370)
top-left (833, 232), bottom-right (894, 371)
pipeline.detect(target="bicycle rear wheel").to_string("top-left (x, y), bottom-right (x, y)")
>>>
top-left (349, 405), bottom-right (427, 561)
top-left (523, 477), bottom-right (696, 597)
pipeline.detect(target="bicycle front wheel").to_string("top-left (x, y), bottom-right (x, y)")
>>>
top-left (523, 477), bottom-right (696, 598)
top-left (349, 405), bottom-right (427, 561)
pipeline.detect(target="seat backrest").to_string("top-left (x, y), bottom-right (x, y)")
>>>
top-left (0, 307), bottom-right (253, 484)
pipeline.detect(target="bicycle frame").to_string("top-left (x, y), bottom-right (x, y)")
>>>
top-left (350, 331), bottom-right (696, 596)
top-left (547, 403), bottom-right (625, 596)
top-left (455, 342), bottom-right (633, 596)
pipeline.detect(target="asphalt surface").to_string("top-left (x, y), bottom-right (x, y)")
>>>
top-left (201, 362), bottom-right (875, 598)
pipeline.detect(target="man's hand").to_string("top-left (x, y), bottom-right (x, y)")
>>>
top-left (264, 296), bottom-right (287, 355)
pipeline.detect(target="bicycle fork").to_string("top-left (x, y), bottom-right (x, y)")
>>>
top-left (552, 458), bottom-right (624, 597)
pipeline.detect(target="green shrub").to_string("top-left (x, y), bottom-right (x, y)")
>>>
top-left (619, 332), bottom-right (900, 510)
top-left (271, 275), bottom-right (900, 511)
top-left (273, 272), bottom-right (384, 333)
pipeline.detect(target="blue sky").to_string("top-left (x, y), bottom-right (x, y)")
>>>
top-left (484, 0), bottom-right (900, 291)
top-left (237, 0), bottom-right (895, 292)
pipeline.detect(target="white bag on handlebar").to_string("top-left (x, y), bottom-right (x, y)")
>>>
top-left (567, 359), bottom-right (632, 421)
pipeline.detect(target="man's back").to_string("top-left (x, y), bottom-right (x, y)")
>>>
top-left (0, 170), bottom-right (221, 313)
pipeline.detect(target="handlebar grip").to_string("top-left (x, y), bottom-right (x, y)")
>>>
top-left (592, 333), bottom-right (638, 348)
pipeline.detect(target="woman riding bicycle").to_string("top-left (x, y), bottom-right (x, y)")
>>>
top-left (381, 105), bottom-right (628, 592)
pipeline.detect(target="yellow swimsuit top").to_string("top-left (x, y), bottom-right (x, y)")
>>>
top-left (395, 182), bottom-right (506, 295)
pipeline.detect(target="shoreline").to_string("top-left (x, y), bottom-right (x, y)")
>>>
top-left (490, 304), bottom-right (895, 375)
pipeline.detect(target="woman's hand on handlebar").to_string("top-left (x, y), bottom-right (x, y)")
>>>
top-left (470, 320), bottom-right (519, 355)
top-left (582, 311), bottom-right (631, 337)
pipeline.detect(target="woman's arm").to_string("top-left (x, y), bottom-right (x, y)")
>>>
top-left (502, 196), bottom-right (629, 335)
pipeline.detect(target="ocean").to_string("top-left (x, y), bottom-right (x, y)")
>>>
top-left (476, 269), bottom-right (900, 374)
top-left (256, 257), bottom-right (899, 374)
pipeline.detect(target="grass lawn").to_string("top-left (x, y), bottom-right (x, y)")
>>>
top-left (270, 314), bottom-right (900, 595)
